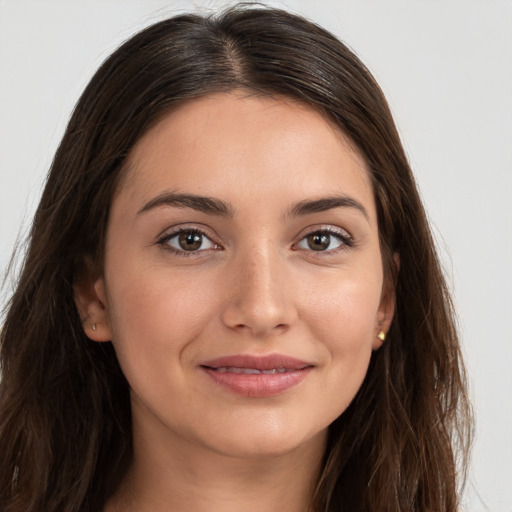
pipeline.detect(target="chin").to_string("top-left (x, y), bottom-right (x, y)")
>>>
top-left (199, 423), bottom-right (328, 460)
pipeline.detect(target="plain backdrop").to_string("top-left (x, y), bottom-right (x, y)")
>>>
top-left (1, 1), bottom-right (511, 510)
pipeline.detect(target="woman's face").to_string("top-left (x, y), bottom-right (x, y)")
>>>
top-left (84, 92), bottom-right (394, 459)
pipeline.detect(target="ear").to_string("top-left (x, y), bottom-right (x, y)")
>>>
top-left (373, 252), bottom-right (399, 350)
top-left (74, 259), bottom-right (112, 342)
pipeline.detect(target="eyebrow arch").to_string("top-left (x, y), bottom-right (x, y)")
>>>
top-left (137, 192), bottom-right (234, 217)
top-left (138, 191), bottom-right (368, 221)
top-left (288, 195), bottom-right (369, 221)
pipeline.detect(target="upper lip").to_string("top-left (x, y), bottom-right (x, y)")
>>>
top-left (200, 354), bottom-right (313, 371)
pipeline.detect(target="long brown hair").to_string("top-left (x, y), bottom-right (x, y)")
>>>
top-left (0, 5), bottom-right (472, 511)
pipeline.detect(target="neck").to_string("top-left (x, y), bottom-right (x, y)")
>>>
top-left (106, 402), bottom-right (326, 512)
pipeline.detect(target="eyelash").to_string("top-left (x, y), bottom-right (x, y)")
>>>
top-left (295, 227), bottom-right (354, 254)
top-left (157, 227), bottom-right (220, 257)
top-left (156, 226), bottom-right (354, 257)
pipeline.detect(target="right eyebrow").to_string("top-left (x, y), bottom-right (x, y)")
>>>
top-left (137, 191), bottom-right (235, 217)
top-left (288, 195), bottom-right (370, 222)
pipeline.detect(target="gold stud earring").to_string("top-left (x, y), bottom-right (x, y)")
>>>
top-left (377, 331), bottom-right (386, 341)
top-left (92, 323), bottom-right (97, 332)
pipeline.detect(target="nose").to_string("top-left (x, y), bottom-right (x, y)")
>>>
top-left (220, 246), bottom-right (298, 338)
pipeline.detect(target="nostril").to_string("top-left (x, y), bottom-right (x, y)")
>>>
top-left (220, 291), bottom-right (297, 335)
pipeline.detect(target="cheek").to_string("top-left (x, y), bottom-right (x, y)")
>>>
top-left (108, 269), bottom-right (217, 337)
top-left (300, 269), bottom-right (382, 406)
top-left (103, 261), bottom-right (221, 388)
top-left (303, 267), bottom-right (383, 344)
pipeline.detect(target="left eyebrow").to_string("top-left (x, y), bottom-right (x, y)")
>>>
top-left (137, 191), bottom-right (235, 217)
top-left (288, 195), bottom-right (370, 222)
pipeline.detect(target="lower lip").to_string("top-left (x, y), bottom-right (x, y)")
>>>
top-left (201, 367), bottom-right (312, 397)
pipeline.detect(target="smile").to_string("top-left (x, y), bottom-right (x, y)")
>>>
top-left (212, 367), bottom-right (290, 374)
top-left (200, 354), bottom-right (313, 397)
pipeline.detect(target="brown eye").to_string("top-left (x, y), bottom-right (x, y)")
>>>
top-left (162, 229), bottom-right (217, 254)
top-left (307, 233), bottom-right (330, 251)
top-left (178, 231), bottom-right (203, 251)
top-left (296, 230), bottom-right (349, 253)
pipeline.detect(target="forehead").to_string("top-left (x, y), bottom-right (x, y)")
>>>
top-left (118, 92), bottom-right (375, 219)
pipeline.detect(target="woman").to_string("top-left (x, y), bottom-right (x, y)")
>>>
top-left (0, 5), bottom-right (472, 512)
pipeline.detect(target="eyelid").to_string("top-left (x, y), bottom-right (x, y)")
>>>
top-left (156, 222), bottom-right (218, 240)
top-left (293, 225), bottom-right (354, 253)
top-left (155, 223), bottom-right (354, 257)
top-left (156, 225), bottom-right (223, 256)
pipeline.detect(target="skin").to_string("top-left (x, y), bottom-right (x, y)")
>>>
top-left (76, 92), bottom-right (395, 512)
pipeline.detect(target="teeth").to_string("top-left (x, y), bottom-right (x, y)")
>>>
top-left (239, 368), bottom-right (261, 375)
top-left (213, 367), bottom-right (289, 374)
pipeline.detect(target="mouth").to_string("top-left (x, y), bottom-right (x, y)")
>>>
top-left (209, 367), bottom-right (292, 374)
top-left (199, 354), bottom-right (313, 397)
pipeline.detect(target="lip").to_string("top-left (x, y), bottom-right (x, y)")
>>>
top-left (200, 354), bottom-right (314, 398)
